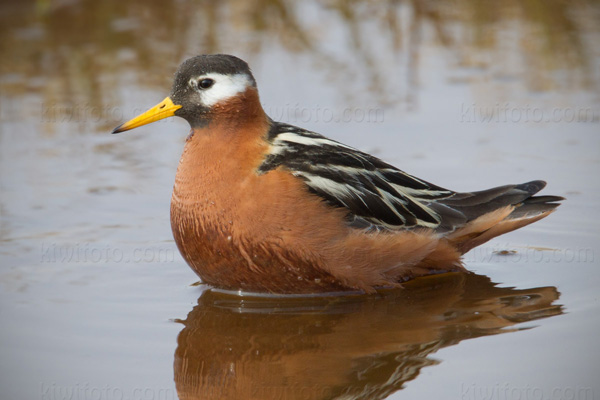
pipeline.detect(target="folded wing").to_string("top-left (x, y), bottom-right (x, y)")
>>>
top-left (258, 122), bottom-right (563, 235)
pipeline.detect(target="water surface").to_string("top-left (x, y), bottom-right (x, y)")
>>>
top-left (1, 1), bottom-right (599, 399)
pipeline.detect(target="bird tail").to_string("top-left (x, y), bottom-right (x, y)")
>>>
top-left (440, 180), bottom-right (563, 254)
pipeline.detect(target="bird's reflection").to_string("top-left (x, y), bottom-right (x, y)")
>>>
top-left (174, 272), bottom-right (562, 400)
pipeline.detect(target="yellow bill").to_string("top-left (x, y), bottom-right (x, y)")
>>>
top-left (112, 96), bottom-right (182, 133)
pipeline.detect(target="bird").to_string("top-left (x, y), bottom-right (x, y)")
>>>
top-left (112, 54), bottom-right (564, 294)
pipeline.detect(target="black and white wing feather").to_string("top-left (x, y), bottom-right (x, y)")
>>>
top-left (257, 122), bottom-right (564, 233)
top-left (258, 122), bottom-right (459, 231)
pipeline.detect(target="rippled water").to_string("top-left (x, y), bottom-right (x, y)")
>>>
top-left (1, 1), bottom-right (599, 399)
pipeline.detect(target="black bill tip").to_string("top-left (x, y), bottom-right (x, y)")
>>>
top-left (111, 124), bottom-right (124, 134)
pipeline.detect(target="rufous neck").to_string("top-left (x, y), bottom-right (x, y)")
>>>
top-left (195, 87), bottom-right (269, 136)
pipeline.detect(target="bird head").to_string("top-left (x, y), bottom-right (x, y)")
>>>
top-left (112, 54), bottom-right (257, 133)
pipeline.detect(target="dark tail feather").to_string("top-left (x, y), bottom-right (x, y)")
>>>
top-left (518, 195), bottom-right (565, 204)
top-left (508, 194), bottom-right (564, 219)
top-left (441, 180), bottom-right (564, 253)
top-left (439, 180), bottom-right (563, 223)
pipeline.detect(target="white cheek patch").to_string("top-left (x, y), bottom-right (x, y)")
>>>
top-left (196, 73), bottom-right (252, 107)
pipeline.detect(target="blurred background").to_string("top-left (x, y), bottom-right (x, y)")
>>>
top-left (1, 0), bottom-right (599, 399)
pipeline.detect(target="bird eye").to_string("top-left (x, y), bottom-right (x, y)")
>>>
top-left (198, 78), bottom-right (214, 89)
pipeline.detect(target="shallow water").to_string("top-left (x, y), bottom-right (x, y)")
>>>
top-left (1, 1), bottom-right (599, 399)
